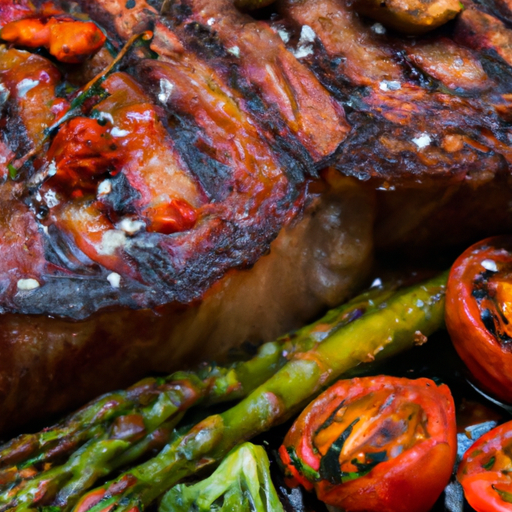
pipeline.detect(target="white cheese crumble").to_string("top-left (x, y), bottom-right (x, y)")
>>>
top-left (98, 230), bottom-right (127, 255)
top-left (126, 110), bottom-right (153, 122)
top-left (372, 23), bottom-right (386, 34)
top-left (158, 79), bottom-right (174, 104)
top-left (47, 161), bottom-right (57, 177)
top-left (97, 179), bottom-right (112, 197)
top-left (118, 217), bottom-right (145, 235)
top-left (96, 111), bottom-right (114, 124)
top-left (379, 80), bottom-right (401, 92)
top-left (17, 79), bottom-right (39, 98)
top-left (110, 127), bottom-right (129, 137)
top-left (292, 25), bottom-right (316, 59)
top-left (370, 277), bottom-right (382, 288)
top-left (44, 189), bottom-right (60, 208)
top-left (277, 28), bottom-right (290, 43)
top-left (299, 25), bottom-right (316, 44)
top-left (481, 259), bottom-right (498, 272)
top-left (227, 46), bottom-right (240, 57)
top-left (0, 83), bottom-right (9, 105)
top-left (107, 272), bottom-right (121, 288)
top-left (17, 278), bottom-right (40, 291)
top-left (207, 17), bottom-right (215, 25)
top-left (412, 133), bottom-right (432, 149)
top-left (293, 46), bottom-right (314, 59)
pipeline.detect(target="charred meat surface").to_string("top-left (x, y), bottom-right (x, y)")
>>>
top-left (0, 0), bottom-right (512, 432)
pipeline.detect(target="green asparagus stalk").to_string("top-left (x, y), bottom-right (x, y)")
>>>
top-left (68, 272), bottom-right (448, 512)
top-left (0, 285), bottom-right (395, 511)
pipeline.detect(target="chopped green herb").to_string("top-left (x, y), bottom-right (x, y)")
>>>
top-left (7, 163), bottom-right (17, 179)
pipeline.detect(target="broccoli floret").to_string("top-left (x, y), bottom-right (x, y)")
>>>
top-left (159, 442), bottom-right (284, 512)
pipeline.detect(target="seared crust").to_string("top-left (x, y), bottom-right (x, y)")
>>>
top-left (2, 0), bottom-right (512, 321)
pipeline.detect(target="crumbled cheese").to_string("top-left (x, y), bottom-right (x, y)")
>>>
top-left (207, 17), bottom-right (215, 25)
top-left (482, 259), bottom-right (498, 272)
top-left (277, 28), bottom-right (290, 43)
top-left (379, 80), bottom-right (401, 92)
top-left (107, 272), bottom-right (121, 288)
top-left (0, 83), bottom-right (9, 106)
top-left (292, 25), bottom-right (316, 59)
top-left (98, 230), bottom-right (127, 255)
top-left (372, 23), bottom-right (386, 34)
top-left (118, 217), bottom-right (145, 235)
top-left (17, 79), bottom-right (39, 98)
top-left (47, 161), bottom-right (57, 177)
top-left (293, 46), bottom-right (314, 59)
top-left (416, 299), bottom-right (425, 308)
top-left (299, 25), bottom-right (316, 44)
top-left (412, 133), bottom-right (432, 149)
top-left (44, 189), bottom-right (60, 208)
top-left (227, 46), bottom-right (240, 57)
top-left (126, 110), bottom-right (153, 122)
top-left (158, 79), bottom-right (174, 104)
top-left (97, 179), bottom-right (112, 197)
top-left (370, 277), bottom-right (382, 288)
top-left (96, 111), bottom-right (114, 124)
top-left (17, 278), bottom-right (40, 291)
top-left (110, 127), bottom-right (130, 137)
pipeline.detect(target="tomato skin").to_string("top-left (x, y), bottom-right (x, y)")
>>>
top-left (279, 376), bottom-right (457, 512)
top-left (458, 420), bottom-right (512, 512)
top-left (446, 236), bottom-right (512, 404)
top-left (0, 17), bottom-right (106, 63)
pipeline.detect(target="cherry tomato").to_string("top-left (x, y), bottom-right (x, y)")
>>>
top-left (0, 17), bottom-right (106, 63)
top-left (446, 236), bottom-right (512, 403)
top-left (279, 376), bottom-right (457, 512)
top-left (458, 420), bottom-right (512, 512)
top-left (47, 117), bottom-right (119, 191)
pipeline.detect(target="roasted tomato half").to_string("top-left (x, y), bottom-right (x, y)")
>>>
top-left (278, 376), bottom-right (457, 512)
top-left (458, 419), bottom-right (512, 512)
top-left (446, 236), bottom-right (512, 404)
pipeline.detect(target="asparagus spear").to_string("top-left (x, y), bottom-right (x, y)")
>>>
top-left (70, 272), bottom-right (447, 512)
top-left (0, 286), bottom-right (394, 511)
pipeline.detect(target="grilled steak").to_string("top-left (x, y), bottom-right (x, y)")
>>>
top-left (0, 0), bottom-right (511, 433)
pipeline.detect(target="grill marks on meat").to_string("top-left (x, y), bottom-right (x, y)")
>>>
top-left (279, 0), bottom-right (512, 185)
top-left (164, 0), bottom-right (349, 164)
top-left (2, 0), bottom-right (512, 318)
top-left (1, 0), bottom-right (331, 317)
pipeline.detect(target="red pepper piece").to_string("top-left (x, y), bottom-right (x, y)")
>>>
top-left (145, 199), bottom-right (198, 234)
